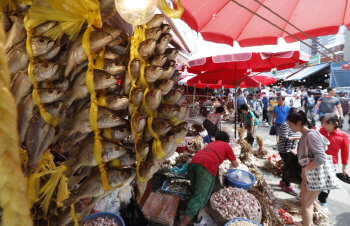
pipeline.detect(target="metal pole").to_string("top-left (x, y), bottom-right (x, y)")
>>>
top-left (235, 62), bottom-right (237, 138)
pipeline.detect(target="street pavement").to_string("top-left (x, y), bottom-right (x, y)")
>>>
top-left (188, 114), bottom-right (350, 226)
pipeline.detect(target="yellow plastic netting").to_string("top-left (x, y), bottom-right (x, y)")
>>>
top-left (0, 21), bottom-right (33, 226)
top-left (158, 0), bottom-right (184, 19)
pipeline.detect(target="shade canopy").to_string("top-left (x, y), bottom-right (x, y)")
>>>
top-left (187, 70), bottom-right (261, 88)
top-left (187, 51), bottom-right (309, 73)
top-left (250, 73), bottom-right (277, 85)
top-left (284, 63), bottom-right (330, 81)
top-left (179, 0), bottom-right (350, 47)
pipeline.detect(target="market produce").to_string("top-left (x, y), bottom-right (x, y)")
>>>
top-left (1, 0), bottom-right (187, 224)
top-left (220, 160), bottom-right (249, 174)
top-left (253, 135), bottom-right (269, 158)
top-left (227, 221), bottom-right (257, 226)
top-left (166, 180), bottom-right (191, 193)
top-left (211, 187), bottom-right (260, 220)
top-left (187, 135), bottom-right (204, 153)
top-left (81, 217), bottom-right (120, 226)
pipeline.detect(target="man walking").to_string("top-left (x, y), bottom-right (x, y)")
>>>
top-left (303, 91), bottom-right (316, 126)
top-left (250, 94), bottom-right (264, 120)
top-left (236, 92), bottom-right (247, 122)
top-left (338, 91), bottom-right (349, 129)
top-left (261, 92), bottom-right (270, 124)
top-left (313, 87), bottom-right (344, 120)
top-left (272, 97), bottom-right (291, 149)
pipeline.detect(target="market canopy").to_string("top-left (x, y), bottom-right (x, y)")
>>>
top-left (187, 51), bottom-right (309, 73)
top-left (284, 63), bottom-right (330, 81)
top-left (179, 0), bottom-right (350, 47)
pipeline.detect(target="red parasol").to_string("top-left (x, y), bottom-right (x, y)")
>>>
top-left (250, 73), bottom-right (277, 85)
top-left (178, 0), bottom-right (350, 47)
top-left (187, 70), bottom-right (260, 88)
top-left (188, 51), bottom-right (309, 73)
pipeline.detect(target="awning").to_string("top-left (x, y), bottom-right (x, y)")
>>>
top-left (274, 71), bottom-right (292, 79)
top-left (284, 63), bottom-right (330, 81)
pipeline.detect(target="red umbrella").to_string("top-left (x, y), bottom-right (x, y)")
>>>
top-left (187, 70), bottom-right (260, 88)
top-left (250, 73), bottom-right (277, 85)
top-left (341, 63), bottom-right (350, 70)
top-left (188, 51), bottom-right (309, 73)
top-left (178, 0), bottom-right (350, 47)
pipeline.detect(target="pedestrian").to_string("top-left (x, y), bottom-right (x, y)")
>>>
top-left (338, 91), bottom-right (349, 129)
top-left (181, 131), bottom-right (240, 226)
top-left (287, 111), bottom-right (329, 226)
top-left (272, 96), bottom-right (291, 149)
top-left (286, 87), bottom-right (292, 95)
top-left (281, 87), bottom-right (287, 97)
top-left (249, 94), bottom-right (264, 120)
top-left (278, 108), bottom-right (301, 196)
top-left (261, 92), bottom-right (270, 124)
top-left (303, 91), bottom-right (316, 126)
top-left (236, 92), bottom-right (247, 122)
top-left (291, 88), bottom-right (302, 109)
top-left (240, 104), bottom-right (260, 145)
top-left (228, 90), bottom-right (233, 102)
top-left (317, 113), bottom-right (349, 209)
top-left (203, 106), bottom-right (224, 140)
top-left (313, 87), bottom-right (344, 121)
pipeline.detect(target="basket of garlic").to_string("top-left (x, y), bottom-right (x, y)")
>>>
top-left (224, 219), bottom-right (261, 226)
top-left (209, 187), bottom-right (262, 225)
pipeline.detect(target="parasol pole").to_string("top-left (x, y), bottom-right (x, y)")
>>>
top-left (193, 84), bottom-right (196, 106)
top-left (234, 62), bottom-right (237, 138)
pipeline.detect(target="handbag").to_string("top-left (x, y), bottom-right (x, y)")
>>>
top-left (298, 130), bottom-right (341, 191)
top-left (281, 138), bottom-right (302, 184)
top-left (269, 125), bottom-right (276, 135)
top-left (244, 132), bottom-right (254, 145)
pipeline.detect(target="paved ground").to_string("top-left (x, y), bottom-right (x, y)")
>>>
top-left (188, 114), bottom-right (350, 226)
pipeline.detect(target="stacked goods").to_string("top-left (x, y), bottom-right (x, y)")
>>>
top-left (263, 154), bottom-right (283, 176)
top-left (221, 127), bottom-right (241, 152)
top-left (211, 187), bottom-right (260, 220)
top-left (165, 180), bottom-right (191, 193)
top-left (227, 221), bottom-right (258, 226)
top-left (187, 135), bottom-right (204, 153)
top-left (2, 0), bottom-right (187, 225)
top-left (253, 135), bottom-right (268, 158)
top-left (187, 123), bottom-right (205, 136)
top-left (81, 217), bottom-right (120, 226)
top-left (220, 160), bottom-right (249, 174)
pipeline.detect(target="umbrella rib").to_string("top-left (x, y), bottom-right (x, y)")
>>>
top-left (250, 0), bottom-right (350, 71)
top-left (230, 0), bottom-right (350, 71)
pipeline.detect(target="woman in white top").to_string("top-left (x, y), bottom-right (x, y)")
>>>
top-left (291, 88), bottom-right (302, 108)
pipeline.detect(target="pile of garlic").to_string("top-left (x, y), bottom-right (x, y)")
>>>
top-left (220, 160), bottom-right (249, 174)
top-left (211, 187), bottom-right (260, 220)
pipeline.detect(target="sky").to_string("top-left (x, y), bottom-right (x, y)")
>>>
top-left (189, 33), bottom-right (301, 60)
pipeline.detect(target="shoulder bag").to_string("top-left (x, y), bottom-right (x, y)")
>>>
top-left (269, 125), bottom-right (276, 135)
top-left (298, 130), bottom-right (341, 191)
top-left (281, 138), bottom-right (302, 184)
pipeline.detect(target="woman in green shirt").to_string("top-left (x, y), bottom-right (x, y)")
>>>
top-left (240, 104), bottom-right (259, 137)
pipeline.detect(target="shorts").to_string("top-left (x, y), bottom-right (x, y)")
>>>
top-left (275, 123), bottom-right (282, 136)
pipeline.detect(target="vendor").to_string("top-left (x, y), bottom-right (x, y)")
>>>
top-left (203, 106), bottom-right (224, 139)
top-left (180, 131), bottom-right (240, 226)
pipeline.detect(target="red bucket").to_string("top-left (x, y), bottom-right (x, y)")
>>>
top-left (176, 146), bottom-right (187, 153)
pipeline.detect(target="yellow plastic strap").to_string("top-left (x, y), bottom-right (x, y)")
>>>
top-left (147, 116), bottom-right (159, 139)
top-left (97, 89), bottom-right (107, 107)
top-left (152, 138), bottom-right (167, 159)
top-left (82, 9), bottom-right (112, 191)
top-left (95, 48), bottom-right (105, 70)
top-left (175, 138), bottom-right (184, 144)
top-left (24, 14), bottom-right (59, 127)
top-left (136, 157), bottom-right (148, 182)
top-left (70, 204), bottom-right (79, 226)
top-left (109, 158), bottom-right (124, 169)
top-left (142, 88), bottom-right (154, 116)
top-left (103, 128), bottom-right (113, 142)
top-left (158, 0), bottom-right (184, 18)
top-left (57, 174), bottom-right (69, 208)
top-left (169, 116), bottom-right (182, 126)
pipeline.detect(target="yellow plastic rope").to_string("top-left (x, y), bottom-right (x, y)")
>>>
top-left (0, 20), bottom-right (33, 226)
top-left (82, 7), bottom-right (112, 191)
top-left (158, 0), bottom-right (184, 18)
top-left (24, 14), bottom-right (59, 127)
top-left (169, 116), bottom-right (182, 126)
top-left (109, 158), bottom-right (123, 169)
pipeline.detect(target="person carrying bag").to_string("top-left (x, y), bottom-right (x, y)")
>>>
top-left (286, 110), bottom-right (339, 226)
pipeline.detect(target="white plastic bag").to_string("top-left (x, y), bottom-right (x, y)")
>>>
top-left (227, 170), bottom-right (251, 184)
top-left (94, 189), bottom-right (121, 215)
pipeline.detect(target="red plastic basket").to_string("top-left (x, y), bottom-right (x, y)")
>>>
top-left (176, 146), bottom-right (186, 153)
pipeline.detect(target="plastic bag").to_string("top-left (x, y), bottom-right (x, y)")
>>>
top-left (94, 189), bottom-right (121, 215)
top-left (122, 198), bottom-right (149, 226)
top-left (278, 208), bottom-right (294, 224)
top-left (194, 216), bottom-right (220, 226)
top-left (227, 170), bottom-right (251, 184)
